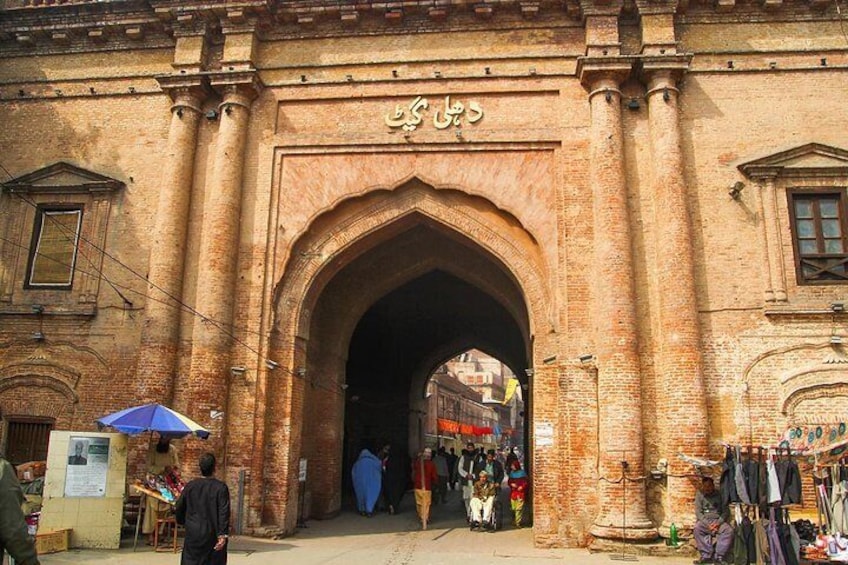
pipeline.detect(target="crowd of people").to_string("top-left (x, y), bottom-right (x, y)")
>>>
top-left (350, 441), bottom-right (529, 531)
top-left (1, 439), bottom-right (526, 565)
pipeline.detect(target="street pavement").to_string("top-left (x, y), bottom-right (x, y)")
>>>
top-left (35, 490), bottom-right (697, 565)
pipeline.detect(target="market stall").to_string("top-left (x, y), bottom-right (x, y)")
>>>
top-left (778, 423), bottom-right (848, 564)
top-left (94, 403), bottom-right (209, 551)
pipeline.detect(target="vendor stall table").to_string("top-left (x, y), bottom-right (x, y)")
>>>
top-left (131, 482), bottom-right (177, 552)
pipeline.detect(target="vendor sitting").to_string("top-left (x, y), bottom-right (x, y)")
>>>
top-left (143, 435), bottom-right (179, 545)
top-left (693, 476), bottom-right (732, 565)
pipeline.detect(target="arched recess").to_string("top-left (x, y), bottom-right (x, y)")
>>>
top-left (0, 368), bottom-right (81, 457)
top-left (781, 364), bottom-right (848, 416)
top-left (255, 178), bottom-right (551, 531)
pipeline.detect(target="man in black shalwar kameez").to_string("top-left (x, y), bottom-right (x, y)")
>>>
top-left (175, 453), bottom-right (230, 565)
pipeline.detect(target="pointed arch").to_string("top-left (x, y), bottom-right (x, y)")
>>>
top-left (273, 178), bottom-right (554, 342)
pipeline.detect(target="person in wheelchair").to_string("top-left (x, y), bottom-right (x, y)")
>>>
top-left (469, 470), bottom-right (498, 531)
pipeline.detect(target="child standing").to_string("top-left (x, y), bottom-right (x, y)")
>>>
top-left (507, 459), bottom-right (528, 528)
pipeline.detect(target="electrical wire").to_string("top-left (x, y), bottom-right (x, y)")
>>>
top-left (0, 163), bottom-right (455, 397)
top-left (0, 232), bottom-right (328, 387)
top-left (0, 183), bottom-right (292, 360)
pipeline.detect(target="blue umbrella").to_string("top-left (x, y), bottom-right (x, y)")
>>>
top-left (96, 403), bottom-right (210, 439)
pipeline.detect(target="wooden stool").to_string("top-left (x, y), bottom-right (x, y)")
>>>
top-left (153, 516), bottom-right (181, 553)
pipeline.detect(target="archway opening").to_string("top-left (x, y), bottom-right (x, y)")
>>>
top-left (424, 349), bottom-right (526, 460)
top-left (298, 216), bottom-right (533, 520)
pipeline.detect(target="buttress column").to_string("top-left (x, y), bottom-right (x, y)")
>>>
top-left (578, 57), bottom-right (656, 541)
top-left (136, 77), bottom-right (208, 405)
top-left (642, 57), bottom-right (710, 533)
top-left (176, 71), bottom-right (262, 462)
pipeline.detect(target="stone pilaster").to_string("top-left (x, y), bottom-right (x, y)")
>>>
top-left (578, 56), bottom-right (657, 541)
top-left (135, 75), bottom-right (209, 405)
top-left (641, 56), bottom-right (710, 535)
top-left (176, 70), bottom-right (262, 464)
top-left (758, 176), bottom-right (788, 302)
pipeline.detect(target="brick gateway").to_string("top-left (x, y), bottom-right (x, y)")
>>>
top-left (1, 0), bottom-right (848, 548)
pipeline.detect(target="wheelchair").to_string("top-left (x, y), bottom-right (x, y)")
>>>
top-left (469, 489), bottom-right (504, 532)
top-left (485, 497), bottom-right (504, 531)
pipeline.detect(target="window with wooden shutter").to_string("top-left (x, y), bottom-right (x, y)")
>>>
top-left (5, 418), bottom-right (54, 465)
top-left (26, 206), bottom-right (83, 289)
top-left (788, 191), bottom-right (848, 284)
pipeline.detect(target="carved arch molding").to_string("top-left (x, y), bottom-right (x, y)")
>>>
top-left (0, 360), bottom-right (81, 423)
top-left (275, 178), bottom-right (554, 343)
top-left (743, 341), bottom-right (848, 421)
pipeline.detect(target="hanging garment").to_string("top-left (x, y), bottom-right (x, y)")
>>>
top-left (818, 481), bottom-right (834, 533)
top-left (775, 458), bottom-right (802, 505)
top-left (843, 479), bottom-right (848, 533)
top-left (832, 477), bottom-right (846, 534)
top-left (757, 451), bottom-right (769, 516)
top-left (767, 455), bottom-right (782, 504)
top-left (786, 459), bottom-right (802, 505)
top-left (743, 515), bottom-right (756, 564)
top-left (721, 447), bottom-right (740, 506)
top-left (754, 518), bottom-right (769, 565)
top-left (777, 510), bottom-right (798, 565)
top-left (766, 507), bottom-right (788, 565)
top-left (743, 457), bottom-right (759, 505)
top-left (788, 520), bottom-right (801, 565)
top-left (735, 447), bottom-right (752, 505)
top-left (732, 519), bottom-right (749, 565)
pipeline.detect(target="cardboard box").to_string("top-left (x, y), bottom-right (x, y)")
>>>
top-left (35, 529), bottom-right (71, 555)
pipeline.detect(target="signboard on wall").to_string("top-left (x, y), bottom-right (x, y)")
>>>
top-left (64, 436), bottom-right (110, 497)
top-left (535, 422), bottom-right (554, 447)
top-left (299, 458), bottom-right (307, 482)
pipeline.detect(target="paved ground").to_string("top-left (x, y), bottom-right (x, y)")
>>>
top-left (33, 490), bottom-right (697, 565)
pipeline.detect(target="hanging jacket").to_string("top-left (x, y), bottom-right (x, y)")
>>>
top-left (733, 520), bottom-right (749, 565)
top-left (721, 447), bottom-right (740, 506)
top-left (743, 515), bottom-right (756, 564)
top-left (754, 518), bottom-right (769, 565)
top-left (735, 446), bottom-right (752, 505)
top-left (788, 520), bottom-right (801, 565)
top-left (766, 457), bottom-right (782, 504)
top-left (757, 451), bottom-right (769, 517)
top-left (743, 457), bottom-right (759, 504)
top-left (775, 458), bottom-right (802, 505)
top-left (766, 507), bottom-right (787, 565)
top-left (777, 510), bottom-right (798, 565)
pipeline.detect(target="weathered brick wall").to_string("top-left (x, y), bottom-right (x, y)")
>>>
top-left (0, 2), bottom-right (846, 548)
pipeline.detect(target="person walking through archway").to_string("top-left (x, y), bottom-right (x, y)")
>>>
top-left (412, 448), bottom-right (438, 530)
top-left (351, 446), bottom-right (382, 517)
top-left (432, 447), bottom-right (449, 505)
top-left (457, 442), bottom-right (480, 521)
top-left (381, 444), bottom-right (407, 515)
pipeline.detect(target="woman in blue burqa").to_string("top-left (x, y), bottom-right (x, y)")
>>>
top-left (351, 446), bottom-right (383, 516)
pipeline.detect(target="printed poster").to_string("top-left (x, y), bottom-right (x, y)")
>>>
top-left (64, 436), bottom-right (110, 497)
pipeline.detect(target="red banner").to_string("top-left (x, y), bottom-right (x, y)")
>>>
top-left (438, 420), bottom-right (495, 437)
top-left (437, 418), bottom-right (460, 434)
